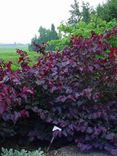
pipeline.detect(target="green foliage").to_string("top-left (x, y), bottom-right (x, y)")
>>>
top-left (49, 16), bottom-right (117, 50)
top-left (96, 0), bottom-right (117, 21)
top-left (109, 35), bottom-right (117, 47)
top-left (1, 148), bottom-right (44, 156)
top-left (50, 0), bottom-right (117, 50)
top-left (60, 16), bottom-right (117, 37)
top-left (48, 37), bottom-right (70, 50)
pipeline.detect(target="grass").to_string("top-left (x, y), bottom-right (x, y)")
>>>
top-left (0, 45), bottom-right (40, 70)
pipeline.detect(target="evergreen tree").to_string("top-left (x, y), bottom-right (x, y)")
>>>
top-left (68, 0), bottom-right (81, 25)
top-left (68, 0), bottom-right (92, 25)
top-left (50, 24), bottom-right (58, 40)
top-left (82, 2), bottom-right (91, 23)
top-left (96, 0), bottom-right (117, 21)
top-left (29, 24), bottom-right (59, 51)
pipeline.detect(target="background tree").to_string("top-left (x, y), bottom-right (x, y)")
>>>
top-left (50, 24), bottom-right (58, 40)
top-left (29, 24), bottom-right (59, 51)
top-left (38, 26), bottom-right (50, 43)
top-left (82, 2), bottom-right (91, 23)
top-left (68, 0), bottom-right (92, 25)
top-left (47, 24), bottom-right (59, 50)
top-left (68, 0), bottom-right (81, 25)
top-left (96, 0), bottom-right (117, 21)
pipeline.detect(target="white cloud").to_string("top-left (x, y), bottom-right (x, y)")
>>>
top-left (0, 0), bottom-right (106, 43)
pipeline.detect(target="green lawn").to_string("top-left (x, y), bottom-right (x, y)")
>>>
top-left (0, 45), bottom-right (40, 70)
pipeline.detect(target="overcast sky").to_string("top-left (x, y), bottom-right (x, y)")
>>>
top-left (0, 0), bottom-right (106, 43)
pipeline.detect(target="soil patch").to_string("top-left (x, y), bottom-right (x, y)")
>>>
top-left (47, 146), bottom-right (110, 156)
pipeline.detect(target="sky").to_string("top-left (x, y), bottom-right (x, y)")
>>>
top-left (0, 0), bottom-right (106, 44)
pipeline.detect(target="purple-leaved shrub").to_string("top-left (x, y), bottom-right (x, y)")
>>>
top-left (0, 26), bottom-right (117, 155)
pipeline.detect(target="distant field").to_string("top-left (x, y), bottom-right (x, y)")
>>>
top-left (0, 45), bottom-right (40, 70)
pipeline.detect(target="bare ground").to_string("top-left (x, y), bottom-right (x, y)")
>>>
top-left (46, 146), bottom-right (110, 156)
